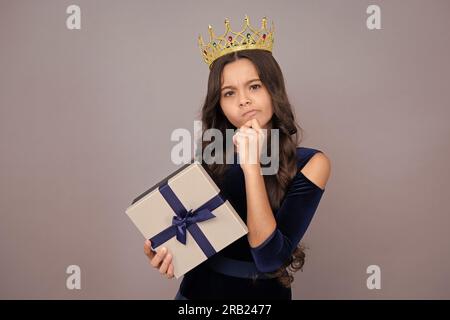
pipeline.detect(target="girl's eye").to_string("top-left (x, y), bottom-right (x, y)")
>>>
top-left (223, 84), bottom-right (260, 97)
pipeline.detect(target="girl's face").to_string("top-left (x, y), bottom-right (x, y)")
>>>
top-left (219, 58), bottom-right (274, 129)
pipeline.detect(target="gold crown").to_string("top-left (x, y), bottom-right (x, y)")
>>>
top-left (198, 15), bottom-right (275, 68)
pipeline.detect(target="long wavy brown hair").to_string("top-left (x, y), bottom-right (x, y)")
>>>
top-left (198, 49), bottom-right (307, 288)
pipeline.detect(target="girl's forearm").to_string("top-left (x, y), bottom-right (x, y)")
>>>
top-left (243, 167), bottom-right (277, 248)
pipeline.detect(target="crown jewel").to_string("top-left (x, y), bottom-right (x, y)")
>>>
top-left (198, 15), bottom-right (275, 68)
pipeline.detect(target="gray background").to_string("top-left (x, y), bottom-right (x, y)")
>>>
top-left (1, 0), bottom-right (449, 299)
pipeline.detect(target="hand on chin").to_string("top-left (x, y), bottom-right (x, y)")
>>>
top-left (233, 118), bottom-right (266, 174)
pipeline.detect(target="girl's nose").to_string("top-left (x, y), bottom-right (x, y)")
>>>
top-left (239, 94), bottom-right (252, 107)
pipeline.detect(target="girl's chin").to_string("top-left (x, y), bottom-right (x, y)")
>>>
top-left (241, 114), bottom-right (259, 124)
top-left (240, 118), bottom-right (269, 129)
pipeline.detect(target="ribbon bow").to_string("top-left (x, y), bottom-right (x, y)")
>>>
top-left (172, 208), bottom-right (216, 245)
top-left (149, 181), bottom-right (225, 258)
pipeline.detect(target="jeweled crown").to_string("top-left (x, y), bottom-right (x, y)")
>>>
top-left (198, 15), bottom-right (275, 69)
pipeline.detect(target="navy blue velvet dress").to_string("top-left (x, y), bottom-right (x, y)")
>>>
top-left (177, 147), bottom-right (326, 300)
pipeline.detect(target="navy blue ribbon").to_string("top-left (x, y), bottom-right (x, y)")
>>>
top-left (149, 181), bottom-right (224, 258)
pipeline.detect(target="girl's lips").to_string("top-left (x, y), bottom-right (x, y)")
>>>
top-left (243, 110), bottom-right (258, 117)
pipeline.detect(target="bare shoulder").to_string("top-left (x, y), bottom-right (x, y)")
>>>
top-left (299, 151), bottom-right (332, 190)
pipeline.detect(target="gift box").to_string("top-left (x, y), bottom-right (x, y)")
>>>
top-left (125, 161), bottom-right (248, 279)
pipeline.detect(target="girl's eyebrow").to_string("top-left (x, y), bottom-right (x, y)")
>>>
top-left (221, 78), bottom-right (261, 92)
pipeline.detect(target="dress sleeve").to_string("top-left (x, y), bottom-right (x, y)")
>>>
top-left (249, 169), bottom-right (325, 273)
